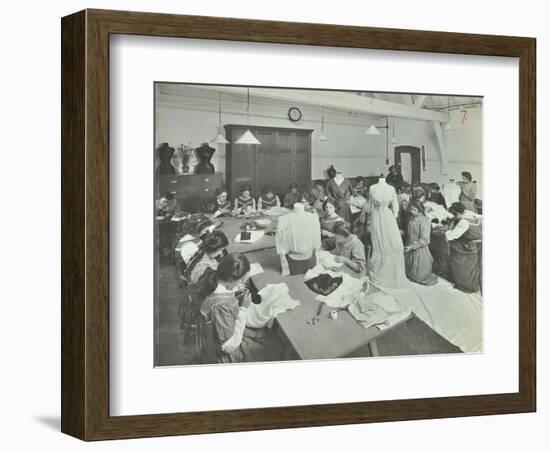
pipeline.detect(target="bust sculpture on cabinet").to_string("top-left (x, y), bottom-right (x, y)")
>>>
top-left (194, 143), bottom-right (216, 174)
top-left (156, 142), bottom-right (176, 176)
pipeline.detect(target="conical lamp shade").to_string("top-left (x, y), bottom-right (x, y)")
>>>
top-left (211, 132), bottom-right (229, 145)
top-left (319, 131), bottom-right (329, 141)
top-left (443, 122), bottom-right (454, 131)
top-left (391, 136), bottom-right (398, 145)
top-left (365, 124), bottom-right (380, 135)
top-left (235, 129), bottom-right (261, 145)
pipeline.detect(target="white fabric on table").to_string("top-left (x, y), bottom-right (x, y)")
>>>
top-left (246, 283), bottom-right (300, 328)
top-left (317, 250), bottom-right (344, 269)
top-left (374, 278), bottom-right (483, 353)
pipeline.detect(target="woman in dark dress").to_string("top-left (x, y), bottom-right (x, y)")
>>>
top-left (283, 183), bottom-right (302, 209)
top-left (445, 202), bottom-right (482, 293)
top-left (320, 198), bottom-right (345, 251)
top-left (386, 165), bottom-right (404, 187)
top-left (404, 201), bottom-right (438, 285)
top-left (457, 171), bottom-right (477, 212)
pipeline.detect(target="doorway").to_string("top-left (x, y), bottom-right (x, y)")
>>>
top-left (394, 145), bottom-right (421, 185)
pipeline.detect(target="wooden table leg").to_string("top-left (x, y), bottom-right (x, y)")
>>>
top-left (368, 339), bottom-right (379, 357)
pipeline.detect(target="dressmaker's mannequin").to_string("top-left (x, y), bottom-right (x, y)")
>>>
top-left (368, 175), bottom-right (408, 288)
top-left (276, 201), bottom-right (321, 276)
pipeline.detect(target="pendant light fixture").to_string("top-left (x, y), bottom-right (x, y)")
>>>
top-left (364, 124), bottom-right (381, 135)
top-left (235, 88), bottom-right (261, 145)
top-left (443, 97), bottom-right (454, 131)
top-left (319, 106), bottom-right (329, 141)
top-left (210, 93), bottom-right (229, 145)
top-left (365, 117), bottom-right (390, 165)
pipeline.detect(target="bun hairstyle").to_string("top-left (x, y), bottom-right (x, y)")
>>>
top-left (461, 171), bottom-right (473, 182)
top-left (240, 184), bottom-right (252, 193)
top-left (186, 231), bottom-right (229, 277)
top-left (327, 165), bottom-right (337, 179)
top-left (194, 253), bottom-right (251, 299)
top-left (448, 201), bottom-right (466, 216)
top-left (332, 221), bottom-right (352, 238)
top-left (262, 184), bottom-right (274, 195)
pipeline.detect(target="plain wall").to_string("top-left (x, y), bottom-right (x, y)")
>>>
top-left (156, 91), bottom-right (483, 193)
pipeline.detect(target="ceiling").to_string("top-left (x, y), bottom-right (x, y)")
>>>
top-left (157, 84), bottom-right (481, 123)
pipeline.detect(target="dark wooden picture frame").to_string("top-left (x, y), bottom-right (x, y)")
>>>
top-left (61, 9), bottom-right (536, 441)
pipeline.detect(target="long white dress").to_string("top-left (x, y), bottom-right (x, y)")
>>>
top-left (368, 180), bottom-right (408, 289)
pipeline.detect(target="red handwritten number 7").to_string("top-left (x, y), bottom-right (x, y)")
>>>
top-left (460, 109), bottom-right (468, 124)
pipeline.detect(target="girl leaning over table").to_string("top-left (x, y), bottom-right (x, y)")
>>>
top-left (331, 221), bottom-right (366, 274)
top-left (196, 253), bottom-right (279, 364)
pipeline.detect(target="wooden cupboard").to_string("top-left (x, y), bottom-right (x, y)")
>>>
top-left (224, 125), bottom-right (312, 199)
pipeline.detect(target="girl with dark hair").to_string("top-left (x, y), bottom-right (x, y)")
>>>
top-left (457, 171), bottom-right (477, 212)
top-left (326, 165), bottom-right (337, 179)
top-left (332, 222), bottom-right (366, 273)
top-left (210, 187), bottom-right (232, 217)
top-left (156, 191), bottom-right (180, 218)
top-left (386, 165), bottom-right (404, 187)
top-left (282, 183), bottom-right (301, 209)
top-left (257, 184), bottom-right (281, 211)
top-left (197, 254), bottom-right (278, 363)
top-left (428, 183), bottom-right (446, 207)
top-left (233, 184), bottom-right (256, 215)
top-left (325, 167), bottom-right (353, 222)
top-left (404, 201), bottom-right (438, 286)
top-left (320, 198), bottom-right (345, 250)
top-left (445, 202), bottom-right (482, 293)
top-left (187, 231), bottom-right (229, 284)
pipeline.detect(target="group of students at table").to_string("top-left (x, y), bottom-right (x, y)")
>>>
top-left (159, 167), bottom-right (481, 364)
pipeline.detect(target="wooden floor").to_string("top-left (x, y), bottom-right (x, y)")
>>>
top-left (155, 256), bottom-right (460, 367)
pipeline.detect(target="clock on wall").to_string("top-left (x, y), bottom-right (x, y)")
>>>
top-left (288, 107), bottom-right (302, 122)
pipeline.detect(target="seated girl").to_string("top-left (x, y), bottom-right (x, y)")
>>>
top-left (187, 231), bottom-right (229, 284)
top-left (320, 198), bottom-right (345, 250)
top-left (283, 183), bottom-right (304, 209)
top-left (197, 253), bottom-right (279, 364)
top-left (233, 184), bottom-right (256, 215)
top-left (404, 201), bottom-right (438, 285)
top-left (257, 184), bottom-right (281, 211)
top-left (156, 191), bottom-right (180, 219)
top-left (210, 187), bottom-right (232, 217)
top-left (332, 221), bottom-right (366, 274)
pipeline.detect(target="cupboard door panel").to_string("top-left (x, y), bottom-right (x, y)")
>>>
top-left (275, 131), bottom-right (294, 193)
top-left (295, 132), bottom-right (311, 190)
top-left (254, 130), bottom-right (276, 194)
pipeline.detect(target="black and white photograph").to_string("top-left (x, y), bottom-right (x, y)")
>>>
top-left (154, 83), bottom-right (483, 366)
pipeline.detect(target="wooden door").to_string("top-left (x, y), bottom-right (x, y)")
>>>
top-left (274, 130), bottom-right (294, 194)
top-left (254, 129), bottom-right (276, 195)
top-left (394, 145), bottom-right (421, 185)
top-left (294, 131), bottom-right (311, 191)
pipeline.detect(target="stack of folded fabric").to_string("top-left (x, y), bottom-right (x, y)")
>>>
top-left (348, 291), bottom-right (411, 330)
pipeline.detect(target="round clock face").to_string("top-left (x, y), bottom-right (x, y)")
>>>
top-left (288, 107), bottom-right (302, 122)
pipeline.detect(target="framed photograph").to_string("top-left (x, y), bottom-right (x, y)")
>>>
top-left (61, 9), bottom-right (536, 440)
